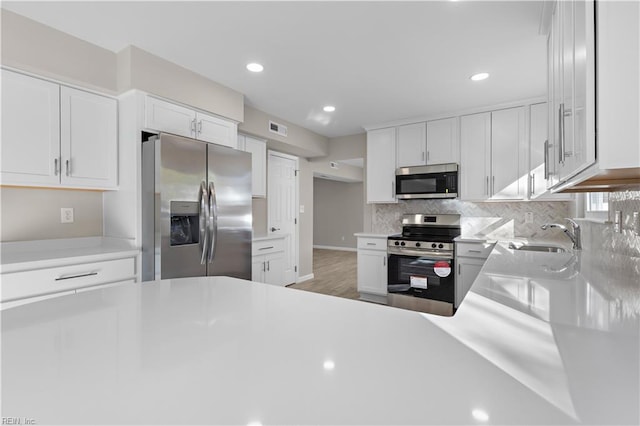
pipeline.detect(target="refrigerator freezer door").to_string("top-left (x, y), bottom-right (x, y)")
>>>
top-left (206, 144), bottom-right (252, 279)
top-left (158, 134), bottom-right (208, 279)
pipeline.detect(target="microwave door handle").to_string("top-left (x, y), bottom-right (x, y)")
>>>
top-left (207, 181), bottom-right (218, 263)
top-left (199, 181), bottom-right (209, 264)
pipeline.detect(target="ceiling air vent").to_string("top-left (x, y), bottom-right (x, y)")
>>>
top-left (269, 120), bottom-right (288, 137)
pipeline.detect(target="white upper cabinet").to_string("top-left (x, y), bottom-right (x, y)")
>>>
top-left (366, 128), bottom-right (397, 203)
top-left (145, 96), bottom-right (196, 138)
top-left (1, 69), bottom-right (117, 190)
top-left (460, 112), bottom-right (491, 201)
top-left (60, 87), bottom-right (117, 188)
top-left (197, 111), bottom-right (237, 148)
top-left (426, 117), bottom-right (459, 165)
top-left (1, 69), bottom-right (60, 186)
top-left (145, 96), bottom-right (237, 148)
top-left (491, 106), bottom-right (526, 200)
top-left (396, 122), bottom-right (426, 168)
top-left (238, 133), bottom-right (267, 198)
top-left (460, 107), bottom-right (526, 201)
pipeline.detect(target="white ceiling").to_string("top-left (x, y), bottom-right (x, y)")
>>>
top-left (2, 1), bottom-right (547, 138)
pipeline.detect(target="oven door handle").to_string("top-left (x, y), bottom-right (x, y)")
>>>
top-left (388, 248), bottom-right (454, 259)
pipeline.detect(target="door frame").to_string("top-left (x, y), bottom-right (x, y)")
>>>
top-left (267, 150), bottom-right (299, 284)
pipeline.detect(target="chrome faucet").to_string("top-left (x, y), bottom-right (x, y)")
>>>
top-left (541, 218), bottom-right (581, 249)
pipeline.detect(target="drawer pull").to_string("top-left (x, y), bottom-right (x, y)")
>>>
top-left (259, 246), bottom-right (274, 251)
top-left (55, 272), bottom-right (98, 281)
top-left (366, 243), bottom-right (377, 246)
top-left (468, 250), bottom-right (482, 253)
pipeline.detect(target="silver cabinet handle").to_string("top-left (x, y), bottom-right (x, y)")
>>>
top-left (199, 182), bottom-right (209, 265)
top-left (427, 151), bottom-right (430, 162)
top-left (422, 151), bottom-right (425, 162)
top-left (191, 119), bottom-right (197, 134)
top-left (531, 174), bottom-right (536, 195)
top-left (391, 181), bottom-right (395, 197)
top-left (263, 261), bottom-right (266, 272)
top-left (65, 159), bottom-right (70, 176)
top-left (208, 181), bottom-right (219, 262)
top-left (54, 158), bottom-right (59, 176)
top-left (270, 227), bottom-right (280, 232)
top-left (543, 140), bottom-right (549, 180)
top-left (468, 249), bottom-right (482, 253)
top-left (55, 271), bottom-right (97, 281)
top-left (258, 246), bottom-right (274, 251)
top-left (485, 176), bottom-right (489, 196)
top-left (492, 176), bottom-right (495, 195)
top-left (458, 264), bottom-right (461, 275)
top-left (366, 242), bottom-right (376, 246)
top-left (198, 120), bottom-right (203, 134)
top-left (383, 256), bottom-right (386, 266)
top-left (559, 104), bottom-right (565, 165)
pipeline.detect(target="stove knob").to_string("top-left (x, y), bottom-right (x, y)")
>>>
top-left (431, 243), bottom-right (437, 248)
top-left (400, 242), bottom-right (406, 246)
top-left (394, 241), bottom-right (400, 246)
top-left (438, 243), bottom-right (444, 249)
top-left (415, 242), bottom-right (421, 248)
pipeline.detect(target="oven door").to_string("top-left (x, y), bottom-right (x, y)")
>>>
top-left (387, 252), bottom-right (455, 304)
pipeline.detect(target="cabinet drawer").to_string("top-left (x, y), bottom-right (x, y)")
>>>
top-left (456, 242), bottom-right (495, 259)
top-left (1, 258), bottom-right (135, 302)
top-left (252, 239), bottom-right (284, 256)
top-left (357, 237), bottom-right (387, 251)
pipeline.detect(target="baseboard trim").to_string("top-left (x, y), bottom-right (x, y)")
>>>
top-left (296, 273), bottom-right (314, 283)
top-left (313, 245), bottom-right (357, 252)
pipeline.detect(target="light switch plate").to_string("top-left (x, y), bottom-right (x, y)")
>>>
top-left (525, 212), bottom-right (534, 224)
top-left (299, 205), bottom-right (305, 213)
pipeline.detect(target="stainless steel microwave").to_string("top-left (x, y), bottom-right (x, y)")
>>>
top-left (395, 163), bottom-right (458, 199)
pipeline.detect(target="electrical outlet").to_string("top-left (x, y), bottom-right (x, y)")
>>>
top-left (525, 212), bottom-right (534, 224)
top-left (60, 208), bottom-right (74, 224)
top-left (299, 205), bottom-right (305, 213)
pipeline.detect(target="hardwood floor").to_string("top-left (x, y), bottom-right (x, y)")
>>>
top-left (288, 249), bottom-right (359, 300)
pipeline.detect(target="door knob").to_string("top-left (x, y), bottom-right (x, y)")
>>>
top-left (271, 227), bottom-right (280, 232)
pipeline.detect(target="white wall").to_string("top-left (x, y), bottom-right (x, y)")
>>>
top-left (313, 179), bottom-right (364, 249)
top-left (0, 187), bottom-right (103, 242)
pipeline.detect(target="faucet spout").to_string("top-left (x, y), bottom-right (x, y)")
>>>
top-left (540, 219), bottom-right (581, 249)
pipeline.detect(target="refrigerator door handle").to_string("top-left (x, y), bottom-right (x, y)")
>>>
top-left (199, 181), bottom-right (210, 265)
top-left (207, 181), bottom-right (219, 263)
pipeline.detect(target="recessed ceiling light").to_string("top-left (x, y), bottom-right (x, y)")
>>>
top-left (323, 360), bottom-right (335, 370)
top-left (246, 63), bottom-right (264, 73)
top-left (471, 409), bottom-right (489, 422)
top-left (470, 72), bottom-right (490, 81)
top-left (323, 105), bottom-right (336, 112)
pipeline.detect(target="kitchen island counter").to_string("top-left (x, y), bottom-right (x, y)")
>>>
top-left (2, 243), bottom-right (638, 424)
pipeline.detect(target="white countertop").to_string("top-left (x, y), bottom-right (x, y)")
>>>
top-left (354, 232), bottom-right (389, 238)
top-left (0, 237), bottom-right (139, 273)
top-left (1, 244), bottom-right (639, 424)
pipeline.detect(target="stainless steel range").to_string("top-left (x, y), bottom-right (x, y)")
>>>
top-left (387, 214), bottom-right (461, 316)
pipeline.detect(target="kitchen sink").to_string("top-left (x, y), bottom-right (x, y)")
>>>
top-left (508, 242), bottom-right (567, 253)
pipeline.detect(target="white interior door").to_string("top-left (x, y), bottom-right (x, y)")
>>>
top-left (268, 151), bottom-right (298, 285)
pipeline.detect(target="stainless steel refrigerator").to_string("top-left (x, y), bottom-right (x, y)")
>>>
top-left (141, 133), bottom-right (252, 281)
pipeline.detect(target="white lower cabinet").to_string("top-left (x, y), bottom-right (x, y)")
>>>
top-left (252, 238), bottom-right (286, 286)
top-left (356, 235), bottom-right (388, 303)
top-left (455, 241), bottom-right (495, 308)
top-left (0, 256), bottom-right (137, 309)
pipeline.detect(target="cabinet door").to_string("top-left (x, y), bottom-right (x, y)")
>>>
top-left (60, 87), bottom-right (117, 188)
top-left (1, 70), bottom-right (60, 186)
top-left (145, 96), bottom-right (196, 138)
top-left (529, 103), bottom-right (548, 199)
top-left (396, 122), bottom-right (426, 167)
top-left (491, 107), bottom-right (526, 200)
top-left (547, 5), bottom-right (562, 188)
top-left (460, 112), bottom-right (491, 200)
top-left (196, 112), bottom-right (238, 148)
top-left (558, 0), bottom-right (576, 181)
top-left (357, 250), bottom-right (386, 295)
top-left (455, 257), bottom-right (485, 308)
top-left (426, 117), bottom-right (459, 165)
top-left (251, 256), bottom-right (264, 283)
top-left (366, 128), bottom-right (397, 203)
top-left (264, 252), bottom-right (285, 286)
top-left (244, 135), bottom-right (267, 198)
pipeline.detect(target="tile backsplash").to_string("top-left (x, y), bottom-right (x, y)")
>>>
top-left (372, 199), bottom-right (574, 241)
top-left (578, 190), bottom-right (640, 257)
